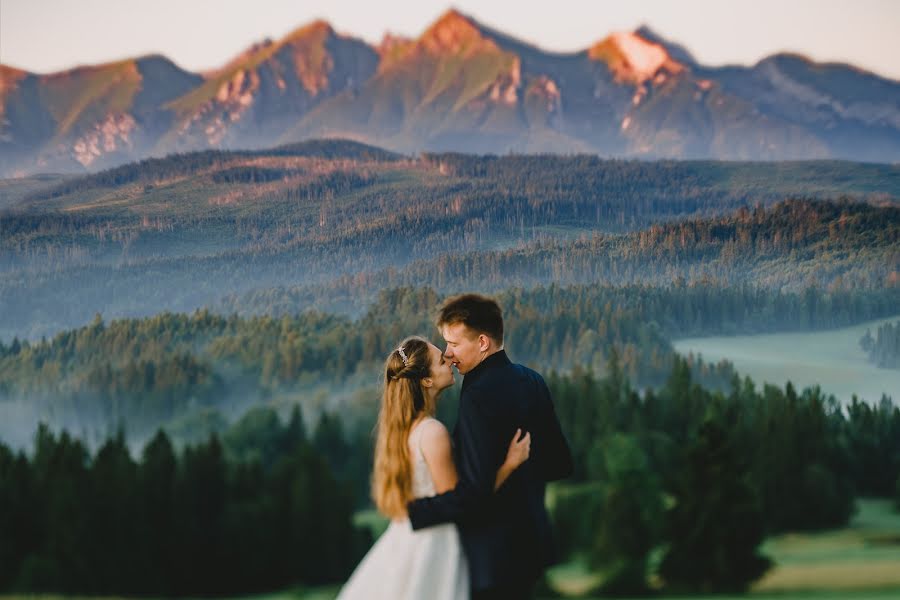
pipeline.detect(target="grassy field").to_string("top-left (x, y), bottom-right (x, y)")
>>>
top-left (753, 498), bottom-right (900, 594)
top-left (541, 498), bottom-right (900, 598)
top-left (673, 315), bottom-right (900, 405)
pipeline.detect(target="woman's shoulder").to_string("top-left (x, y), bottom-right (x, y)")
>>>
top-left (415, 416), bottom-right (446, 438)
top-left (409, 416), bottom-right (445, 444)
top-left (417, 418), bottom-right (451, 453)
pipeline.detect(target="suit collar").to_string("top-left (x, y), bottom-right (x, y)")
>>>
top-left (462, 349), bottom-right (510, 389)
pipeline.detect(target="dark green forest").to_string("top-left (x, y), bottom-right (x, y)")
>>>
top-left (2, 357), bottom-right (898, 595)
top-left (0, 410), bottom-right (365, 596)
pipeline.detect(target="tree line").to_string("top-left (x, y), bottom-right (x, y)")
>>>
top-left (0, 406), bottom-right (366, 596)
top-left (3, 283), bottom-right (898, 442)
top-left (546, 354), bottom-right (900, 594)
top-left (860, 320), bottom-right (900, 369)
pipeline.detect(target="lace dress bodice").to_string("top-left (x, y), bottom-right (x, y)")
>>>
top-left (409, 417), bottom-right (438, 499)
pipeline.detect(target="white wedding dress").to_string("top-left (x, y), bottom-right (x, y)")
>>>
top-left (337, 417), bottom-right (469, 600)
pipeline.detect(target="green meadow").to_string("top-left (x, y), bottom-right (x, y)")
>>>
top-left (542, 499), bottom-right (900, 598)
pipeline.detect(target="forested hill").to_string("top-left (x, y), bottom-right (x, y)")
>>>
top-left (19, 139), bottom-right (403, 203)
top-left (2, 283), bottom-right (899, 450)
top-left (216, 197), bottom-right (898, 317)
top-left (9, 151), bottom-right (899, 216)
top-left (1, 145), bottom-right (897, 341)
top-left (3, 196), bottom-right (895, 341)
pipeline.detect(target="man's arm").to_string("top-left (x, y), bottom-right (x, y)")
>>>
top-left (407, 387), bottom-right (504, 530)
top-left (533, 375), bottom-right (573, 482)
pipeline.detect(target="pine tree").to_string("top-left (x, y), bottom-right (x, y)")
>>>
top-left (659, 420), bottom-right (771, 593)
top-left (590, 434), bottom-right (664, 595)
top-left (139, 429), bottom-right (177, 594)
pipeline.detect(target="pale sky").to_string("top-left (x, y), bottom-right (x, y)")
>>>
top-left (1, 0), bottom-right (898, 80)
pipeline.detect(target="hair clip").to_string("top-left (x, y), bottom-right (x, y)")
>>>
top-left (397, 345), bottom-right (409, 365)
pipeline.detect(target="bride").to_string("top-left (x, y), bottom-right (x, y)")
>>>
top-left (337, 336), bottom-right (531, 600)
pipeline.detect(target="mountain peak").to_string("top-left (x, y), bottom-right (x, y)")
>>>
top-left (432, 8), bottom-right (479, 29)
top-left (377, 32), bottom-right (415, 62)
top-left (0, 65), bottom-right (29, 105)
top-left (757, 52), bottom-right (819, 69)
top-left (634, 25), bottom-right (697, 65)
top-left (133, 53), bottom-right (188, 74)
top-left (420, 9), bottom-right (495, 54)
top-left (589, 31), bottom-right (683, 85)
top-left (283, 19), bottom-right (335, 43)
top-left (202, 20), bottom-right (338, 80)
top-left (0, 64), bottom-right (29, 84)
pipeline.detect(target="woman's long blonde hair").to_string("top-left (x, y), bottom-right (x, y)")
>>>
top-left (372, 336), bottom-right (437, 518)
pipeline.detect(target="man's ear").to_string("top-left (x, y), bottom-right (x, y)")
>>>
top-left (479, 334), bottom-right (490, 352)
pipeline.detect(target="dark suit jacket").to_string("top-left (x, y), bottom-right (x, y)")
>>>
top-left (407, 350), bottom-right (573, 591)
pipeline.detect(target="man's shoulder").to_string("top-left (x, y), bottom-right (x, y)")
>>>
top-left (511, 362), bottom-right (544, 380)
top-left (510, 363), bottom-right (550, 393)
top-left (464, 361), bottom-right (547, 396)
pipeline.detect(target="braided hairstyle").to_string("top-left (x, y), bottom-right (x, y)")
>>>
top-left (372, 336), bottom-right (437, 518)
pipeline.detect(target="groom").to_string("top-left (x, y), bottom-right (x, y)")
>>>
top-left (407, 294), bottom-right (573, 599)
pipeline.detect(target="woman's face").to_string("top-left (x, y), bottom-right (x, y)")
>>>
top-left (426, 342), bottom-right (455, 392)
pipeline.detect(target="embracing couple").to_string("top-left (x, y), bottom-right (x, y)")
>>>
top-left (338, 294), bottom-right (574, 600)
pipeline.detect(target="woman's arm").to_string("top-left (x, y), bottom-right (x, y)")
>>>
top-left (420, 422), bottom-right (531, 494)
top-left (494, 428), bottom-right (530, 490)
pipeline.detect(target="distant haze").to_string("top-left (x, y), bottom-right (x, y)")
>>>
top-left (674, 315), bottom-right (900, 405)
top-left (2, 0), bottom-right (899, 80)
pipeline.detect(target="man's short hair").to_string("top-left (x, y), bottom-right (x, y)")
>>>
top-left (437, 294), bottom-right (504, 345)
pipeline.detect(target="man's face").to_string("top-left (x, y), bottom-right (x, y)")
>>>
top-left (440, 322), bottom-right (487, 375)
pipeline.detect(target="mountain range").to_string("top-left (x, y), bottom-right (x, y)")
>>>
top-left (2, 9), bottom-right (899, 176)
